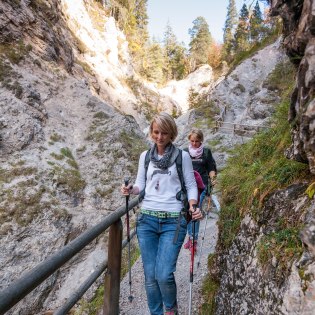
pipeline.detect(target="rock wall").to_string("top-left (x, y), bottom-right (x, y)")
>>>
top-left (213, 1), bottom-right (315, 314)
top-left (0, 1), bottom-right (148, 313)
top-left (214, 185), bottom-right (315, 315)
top-left (270, 0), bottom-right (315, 173)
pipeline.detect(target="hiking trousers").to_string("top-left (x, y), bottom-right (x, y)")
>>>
top-left (137, 213), bottom-right (187, 315)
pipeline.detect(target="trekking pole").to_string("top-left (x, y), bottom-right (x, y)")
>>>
top-left (188, 204), bottom-right (197, 315)
top-left (124, 177), bottom-right (134, 303)
top-left (197, 184), bottom-right (213, 268)
top-left (197, 194), bottom-right (211, 269)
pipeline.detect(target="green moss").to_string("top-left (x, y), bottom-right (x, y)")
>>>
top-left (257, 227), bottom-right (304, 280)
top-left (0, 59), bottom-right (13, 82)
top-left (0, 165), bottom-right (37, 183)
top-left (10, 0), bottom-right (21, 8)
top-left (50, 152), bottom-right (65, 160)
top-left (264, 60), bottom-right (296, 94)
top-left (51, 166), bottom-right (86, 193)
top-left (66, 158), bottom-right (79, 169)
top-left (76, 59), bottom-right (94, 76)
top-left (60, 147), bottom-right (75, 159)
top-left (93, 111), bottom-right (109, 120)
top-left (85, 130), bottom-right (107, 142)
top-left (200, 254), bottom-right (219, 314)
top-left (119, 129), bottom-right (148, 163)
top-left (193, 99), bottom-right (220, 129)
top-left (50, 133), bottom-right (63, 142)
top-left (0, 173), bottom-right (45, 226)
top-left (0, 40), bottom-right (32, 64)
top-left (76, 146), bottom-right (87, 153)
top-left (30, 0), bottom-right (57, 21)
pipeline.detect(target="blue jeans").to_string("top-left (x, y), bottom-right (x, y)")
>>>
top-left (137, 213), bottom-right (187, 315)
top-left (187, 189), bottom-right (206, 240)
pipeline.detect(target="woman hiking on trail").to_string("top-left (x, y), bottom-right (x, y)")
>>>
top-left (121, 112), bottom-right (203, 315)
top-left (183, 128), bottom-right (217, 252)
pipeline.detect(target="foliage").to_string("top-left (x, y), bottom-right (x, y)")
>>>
top-left (50, 166), bottom-right (86, 193)
top-left (163, 22), bottom-right (188, 80)
top-left (48, 148), bottom-right (85, 193)
top-left (119, 129), bottom-right (148, 163)
top-left (207, 41), bottom-right (223, 69)
top-left (10, 0), bottom-right (21, 8)
top-left (250, 1), bottom-right (264, 43)
top-left (305, 182), bottom-right (315, 199)
top-left (223, 0), bottom-right (238, 58)
top-left (223, 1), bottom-right (282, 64)
top-left (257, 227), bottom-right (304, 280)
top-left (141, 40), bottom-right (165, 83)
top-left (234, 4), bottom-right (250, 53)
top-left (76, 58), bottom-right (94, 76)
top-left (50, 133), bottom-right (63, 142)
top-left (0, 164), bottom-right (52, 228)
top-left (189, 16), bottom-right (213, 70)
top-left (228, 29), bottom-right (281, 72)
top-left (264, 60), bottom-right (296, 93)
top-left (0, 40), bottom-right (32, 64)
top-left (110, 0), bottom-right (149, 74)
top-left (192, 97), bottom-right (220, 130)
top-left (200, 254), bottom-right (219, 314)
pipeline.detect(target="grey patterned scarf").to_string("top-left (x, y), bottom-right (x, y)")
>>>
top-left (150, 143), bottom-right (179, 170)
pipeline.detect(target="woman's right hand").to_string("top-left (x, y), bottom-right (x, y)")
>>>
top-left (121, 184), bottom-right (133, 196)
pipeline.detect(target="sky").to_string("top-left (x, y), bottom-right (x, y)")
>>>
top-left (147, 0), bottom-right (266, 46)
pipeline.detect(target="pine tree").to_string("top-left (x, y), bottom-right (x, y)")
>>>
top-left (234, 3), bottom-right (250, 53)
top-left (249, 1), bottom-right (263, 43)
top-left (163, 22), bottom-right (188, 80)
top-left (223, 0), bottom-right (238, 59)
top-left (163, 21), bottom-right (178, 80)
top-left (189, 16), bottom-right (212, 70)
top-left (143, 40), bottom-right (165, 83)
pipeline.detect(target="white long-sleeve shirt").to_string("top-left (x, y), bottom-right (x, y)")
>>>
top-left (135, 150), bottom-right (198, 212)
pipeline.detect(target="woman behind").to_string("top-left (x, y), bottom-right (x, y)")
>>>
top-left (121, 112), bottom-right (203, 315)
top-left (184, 128), bottom-right (217, 251)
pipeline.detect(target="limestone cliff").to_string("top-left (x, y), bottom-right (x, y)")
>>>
top-left (212, 1), bottom-right (315, 314)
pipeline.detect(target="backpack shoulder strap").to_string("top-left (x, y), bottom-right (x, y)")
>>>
top-left (175, 149), bottom-right (186, 193)
top-left (144, 149), bottom-right (150, 182)
top-left (202, 147), bottom-right (210, 158)
top-left (139, 149), bottom-right (150, 202)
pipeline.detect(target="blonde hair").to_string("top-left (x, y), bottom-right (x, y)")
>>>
top-left (149, 112), bottom-right (178, 141)
top-left (188, 128), bottom-right (204, 142)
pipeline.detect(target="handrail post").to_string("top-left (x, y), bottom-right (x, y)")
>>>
top-left (103, 219), bottom-right (123, 315)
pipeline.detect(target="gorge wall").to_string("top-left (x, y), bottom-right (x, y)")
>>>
top-left (213, 1), bottom-right (315, 314)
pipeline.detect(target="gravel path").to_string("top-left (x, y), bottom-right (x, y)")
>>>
top-left (119, 210), bottom-right (219, 315)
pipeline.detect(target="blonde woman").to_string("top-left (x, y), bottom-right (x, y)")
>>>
top-left (183, 128), bottom-right (217, 251)
top-left (122, 113), bottom-right (202, 315)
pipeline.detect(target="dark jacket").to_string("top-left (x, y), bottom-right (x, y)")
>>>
top-left (185, 147), bottom-right (217, 186)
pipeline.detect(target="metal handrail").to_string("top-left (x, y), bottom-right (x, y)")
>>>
top-left (0, 197), bottom-right (139, 315)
